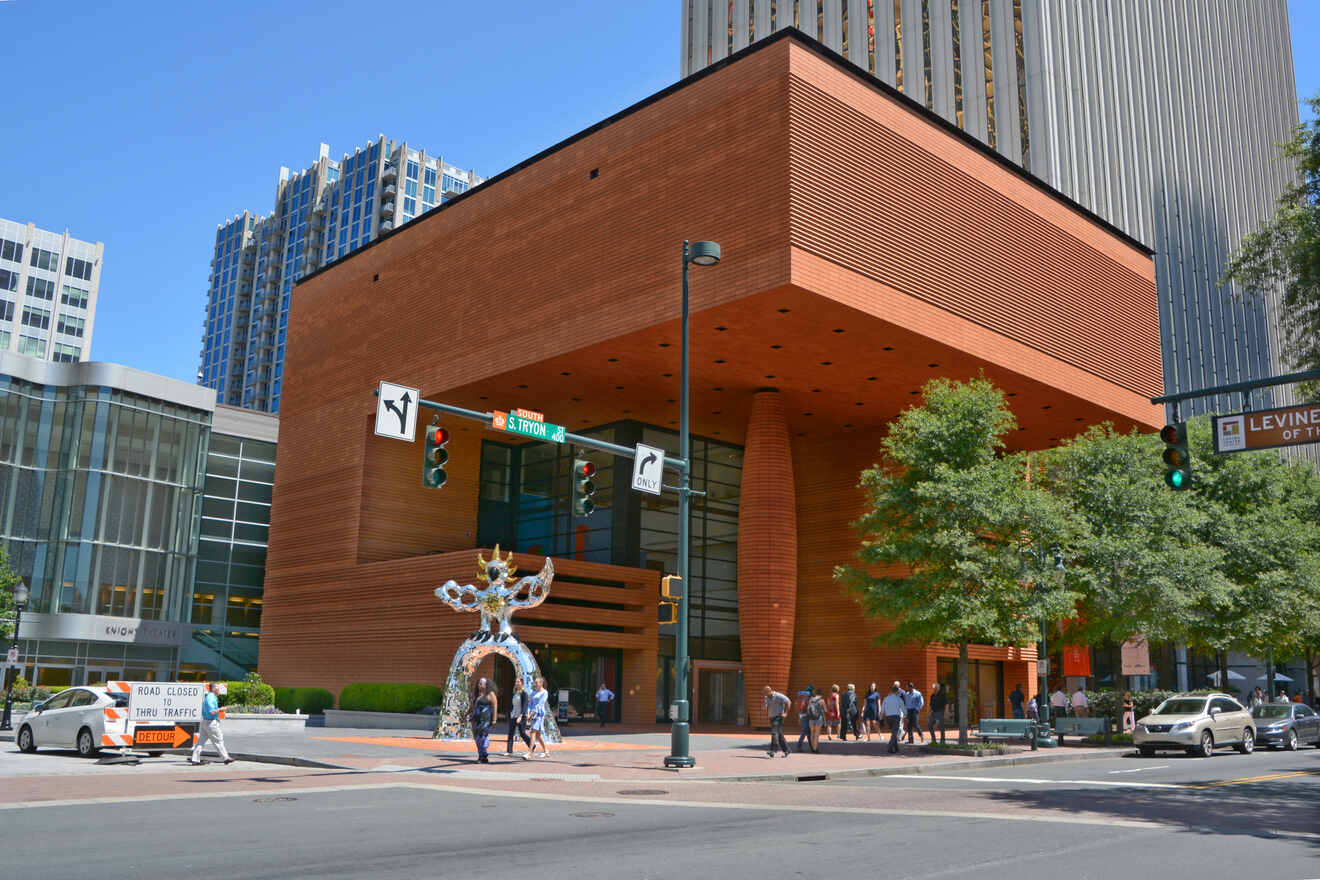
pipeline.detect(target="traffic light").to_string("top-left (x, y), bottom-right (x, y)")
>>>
top-left (572, 458), bottom-right (596, 516)
top-left (423, 426), bottom-right (450, 488)
top-left (1161, 422), bottom-right (1191, 490)
top-left (659, 575), bottom-right (682, 624)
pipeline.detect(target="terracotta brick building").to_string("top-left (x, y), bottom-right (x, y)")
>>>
top-left (259, 32), bottom-right (1163, 728)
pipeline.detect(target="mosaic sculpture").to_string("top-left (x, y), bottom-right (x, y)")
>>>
top-left (432, 546), bottom-right (561, 742)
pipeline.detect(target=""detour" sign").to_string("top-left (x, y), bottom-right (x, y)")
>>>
top-left (1213, 403), bottom-right (1320, 454)
top-left (133, 724), bottom-right (198, 749)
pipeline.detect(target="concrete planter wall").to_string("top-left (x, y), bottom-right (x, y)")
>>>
top-left (323, 708), bottom-right (437, 730)
top-left (221, 713), bottom-right (308, 735)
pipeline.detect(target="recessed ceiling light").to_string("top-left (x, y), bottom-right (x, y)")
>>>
top-left (663, 372), bottom-right (673, 378)
top-left (866, 376), bottom-right (877, 381)
top-left (882, 346), bottom-right (894, 351)
top-left (777, 308), bottom-right (790, 314)
top-left (667, 398), bottom-right (675, 403)
top-left (713, 386), bottom-right (724, 391)
top-left (803, 412), bottom-right (813, 416)
top-left (909, 390), bottom-right (920, 395)
top-left (712, 410), bottom-right (721, 415)
top-left (1042, 405), bottom-right (1052, 410)
top-left (623, 409), bottom-right (631, 414)
top-left (517, 383), bottom-right (528, 389)
top-left (833, 328), bottom-right (845, 333)
top-left (765, 374), bottom-right (775, 379)
top-left (843, 423), bottom-right (853, 428)
top-left (714, 359), bottom-right (725, 363)
top-left (770, 344), bottom-right (782, 349)
top-left (479, 396), bottom-right (488, 401)
top-left (855, 402), bottom-right (863, 406)
top-left (659, 342), bottom-right (671, 348)
top-left (820, 361), bottom-right (832, 366)
top-left (571, 397), bottom-right (582, 402)
top-left (1074, 417), bottom-right (1084, 422)
top-left (607, 357), bottom-right (619, 363)
top-left (715, 326), bottom-right (728, 331)
top-left (712, 431), bottom-right (721, 435)
top-left (561, 371), bottom-right (571, 376)
top-left (615, 385), bottom-right (624, 390)
top-left (928, 363), bottom-right (939, 368)
top-left (1007, 392), bottom-right (1018, 397)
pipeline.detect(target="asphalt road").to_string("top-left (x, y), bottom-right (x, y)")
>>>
top-left (2, 752), bottom-right (1317, 880)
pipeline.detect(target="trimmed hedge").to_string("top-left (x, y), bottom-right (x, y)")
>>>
top-left (274, 686), bottom-right (335, 715)
top-left (339, 682), bottom-right (443, 714)
top-left (1083, 688), bottom-right (1220, 725)
top-left (218, 677), bottom-right (276, 708)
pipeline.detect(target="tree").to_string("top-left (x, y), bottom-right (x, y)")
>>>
top-left (835, 378), bottom-right (1078, 745)
top-left (0, 547), bottom-right (19, 643)
top-left (1223, 93), bottom-right (1320, 379)
top-left (1037, 425), bottom-right (1227, 649)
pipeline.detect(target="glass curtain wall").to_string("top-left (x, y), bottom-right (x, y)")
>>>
top-left (0, 375), bottom-right (207, 622)
top-left (186, 432), bottom-right (275, 678)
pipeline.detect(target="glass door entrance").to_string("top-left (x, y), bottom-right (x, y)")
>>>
top-left (694, 663), bottom-right (744, 726)
top-left (937, 658), bottom-right (1005, 728)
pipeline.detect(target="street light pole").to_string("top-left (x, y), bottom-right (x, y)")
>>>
top-left (2, 579), bottom-right (31, 732)
top-left (665, 240), bottom-right (720, 770)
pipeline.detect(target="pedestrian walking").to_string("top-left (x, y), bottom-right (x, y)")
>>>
top-left (595, 682), bottom-right (615, 726)
top-left (471, 680), bottom-right (497, 763)
top-left (524, 676), bottom-right (551, 759)
top-left (904, 681), bottom-right (924, 743)
top-left (795, 686), bottom-right (814, 752)
top-left (1027, 695), bottom-right (1038, 722)
top-left (862, 682), bottom-right (880, 740)
top-left (808, 690), bottom-right (826, 752)
top-left (762, 686), bottom-right (791, 757)
top-left (506, 677), bottom-right (532, 754)
top-left (881, 684), bottom-right (906, 754)
top-left (1071, 686), bottom-right (1089, 718)
top-left (1009, 684), bottom-right (1026, 719)
top-left (189, 682), bottom-right (234, 765)
top-left (1051, 686), bottom-right (1068, 719)
top-left (1121, 692), bottom-right (1136, 733)
top-left (927, 682), bottom-right (947, 745)
top-left (840, 683), bottom-right (860, 740)
top-left (825, 684), bottom-right (841, 740)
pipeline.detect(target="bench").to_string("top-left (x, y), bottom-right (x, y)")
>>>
top-left (1053, 716), bottom-right (1111, 745)
top-left (977, 718), bottom-right (1039, 744)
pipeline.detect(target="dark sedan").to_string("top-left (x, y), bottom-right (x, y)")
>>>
top-left (1251, 702), bottom-right (1320, 750)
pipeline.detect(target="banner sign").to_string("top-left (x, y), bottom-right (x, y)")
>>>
top-left (1062, 644), bottom-right (1091, 677)
top-left (1120, 636), bottom-right (1151, 676)
top-left (1213, 403), bottom-right (1320, 454)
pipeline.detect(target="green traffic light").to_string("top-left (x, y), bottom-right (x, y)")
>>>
top-left (1166, 469), bottom-right (1185, 489)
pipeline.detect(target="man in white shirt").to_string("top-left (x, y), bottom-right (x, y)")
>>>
top-left (1051, 687), bottom-right (1069, 719)
top-left (762, 686), bottom-right (791, 757)
top-left (595, 684), bottom-right (615, 726)
top-left (881, 685), bottom-right (907, 754)
top-left (1071, 686), bottom-right (1089, 718)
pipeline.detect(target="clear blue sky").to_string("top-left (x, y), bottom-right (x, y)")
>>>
top-left (1, 0), bottom-right (1316, 385)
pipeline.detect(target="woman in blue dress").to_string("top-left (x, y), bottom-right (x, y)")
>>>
top-left (524, 676), bottom-right (551, 759)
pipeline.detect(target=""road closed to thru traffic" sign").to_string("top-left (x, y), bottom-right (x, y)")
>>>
top-left (130, 682), bottom-right (205, 724)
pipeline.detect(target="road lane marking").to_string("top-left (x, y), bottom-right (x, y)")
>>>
top-left (1108, 765), bottom-right (1168, 774)
top-left (1191, 769), bottom-right (1320, 789)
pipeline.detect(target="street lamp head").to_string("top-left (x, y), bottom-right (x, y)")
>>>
top-left (12, 579), bottom-right (28, 608)
top-left (688, 241), bottom-right (721, 267)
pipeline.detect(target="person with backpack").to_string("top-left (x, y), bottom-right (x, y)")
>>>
top-left (470, 679), bottom-right (497, 764)
top-left (840, 683), bottom-right (860, 740)
top-left (795, 686), bottom-right (815, 752)
top-left (807, 690), bottom-right (827, 752)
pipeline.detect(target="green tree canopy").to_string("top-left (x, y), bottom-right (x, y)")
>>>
top-left (1223, 93), bottom-right (1320, 378)
top-left (0, 547), bottom-right (20, 643)
top-left (835, 377), bottom-right (1078, 744)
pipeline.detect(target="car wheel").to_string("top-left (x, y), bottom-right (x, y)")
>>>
top-left (1284, 729), bottom-right (1298, 751)
top-left (1236, 728), bottom-right (1254, 755)
top-left (1197, 730), bottom-right (1214, 758)
top-left (76, 727), bottom-right (97, 758)
top-left (1138, 746), bottom-right (1155, 757)
top-left (16, 725), bottom-right (36, 753)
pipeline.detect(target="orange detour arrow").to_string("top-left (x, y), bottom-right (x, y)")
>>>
top-left (133, 724), bottom-right (197, 749)
top-left (172, 724), bottom-right (193, 749)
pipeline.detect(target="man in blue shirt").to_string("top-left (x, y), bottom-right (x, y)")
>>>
top-left (190, 682), bottom-right (234, 765)
top-left (904, 682), bottom-right (925, 743)
top-left (881, 685), bottom-right (906, 754)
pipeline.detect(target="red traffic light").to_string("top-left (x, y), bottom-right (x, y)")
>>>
top-left (576, 460), bottom-right (596, 477)
top-left (1159, 424), bottom-right (1183, 445)
top-left (429, 427), bottom-right (450, 445)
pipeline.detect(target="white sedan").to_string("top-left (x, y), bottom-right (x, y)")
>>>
top-left (16, 686), bottom-right (130, 757)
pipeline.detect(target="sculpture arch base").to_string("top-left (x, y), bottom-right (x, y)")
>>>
top-left (434, 635), bottom-right (561, 743)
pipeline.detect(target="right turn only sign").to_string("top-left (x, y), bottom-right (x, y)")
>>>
top-left (631, 443), bottom-right (664, 495)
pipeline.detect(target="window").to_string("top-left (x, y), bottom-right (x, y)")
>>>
top-left (65, 257), bottom-right (94, 281)
top-left (403, 197), bottom-right (416, 215)
top-left (0, 268), bottom-right (17, 292)
top-left (406, 160), bottom-right (419, 179)
top-left (0, 330), bottom-right (8, 349)
top-left (424, 167), bottom-right (437, 187)
top-left (26, 277), bottom-right (55, 300)
top-left (21, 305), bottom-right (50, 330)
top-left (405, 179), bottom-right (418, 197)
top-left (0, 300), bottom-right (12, 321)
top-left (61, 284), bottom-right (89, 309)
top-left (423, 185), bottom-right (435, 203)
top-left (0, 238), bottom-right (21, 263)
top-left (57, 314), bottom-right (85, 337)
top-left (52, 343), bottom-right (80, 362)
top-left (17, 335), bottom-right (44, 356)
top-left (29, 247), bottom-right (59, 272)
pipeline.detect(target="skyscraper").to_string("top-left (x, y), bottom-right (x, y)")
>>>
top-left (681, 0), bottom-right (1298, 414)
top-left (199, 137), bottom-right (483, 413)
top-left (0, 218), bottom-right (102, 364)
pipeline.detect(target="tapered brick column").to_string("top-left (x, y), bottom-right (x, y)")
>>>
top-left (737, 389), bottom-right (798, 727)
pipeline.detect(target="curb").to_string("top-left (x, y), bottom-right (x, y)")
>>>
top-left (220, 752), bottom-right (351, 770)
top-left (685, 747), bottom-right (1131, 783)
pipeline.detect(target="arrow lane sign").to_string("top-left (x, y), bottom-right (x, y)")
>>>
top-left (375, 381), bottom-right (420, 442)
top-left (383, 390), bottom-right (411, 434)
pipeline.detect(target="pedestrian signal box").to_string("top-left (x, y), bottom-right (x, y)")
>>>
top-left (658, 601), bottom-right (678, 625)
top-left (661, 574), bottom-right (682, 601)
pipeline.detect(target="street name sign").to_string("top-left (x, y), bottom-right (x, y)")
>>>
top-left (631, 442), bottom-right (664, 495)
top-left (375, 381), bottom-right (419, 442)
top-left (133, 723), bottom-right (198, 749)
top-left (129, 682), bottom-right (205, 724)
top-left (1213, 402), bottom-right (1320, 453)
top-left (493, 410), bottom-right (567, 443)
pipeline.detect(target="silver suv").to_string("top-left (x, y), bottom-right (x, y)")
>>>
top-left (1133, 693), bottom-right (1255, 758)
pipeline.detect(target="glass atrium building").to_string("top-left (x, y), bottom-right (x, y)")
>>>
top-left (198, 137), bottom-right (483, 413)
top-left (0, 352), bottom-right (277, 685)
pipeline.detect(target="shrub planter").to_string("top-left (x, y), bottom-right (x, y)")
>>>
top-left (323, 709), bottom-right (438, 730)
top-left (220, 713), bottom-right (309, 736)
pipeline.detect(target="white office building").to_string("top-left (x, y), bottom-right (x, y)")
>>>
top-left (0, 219), bottom-right (102, 364)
